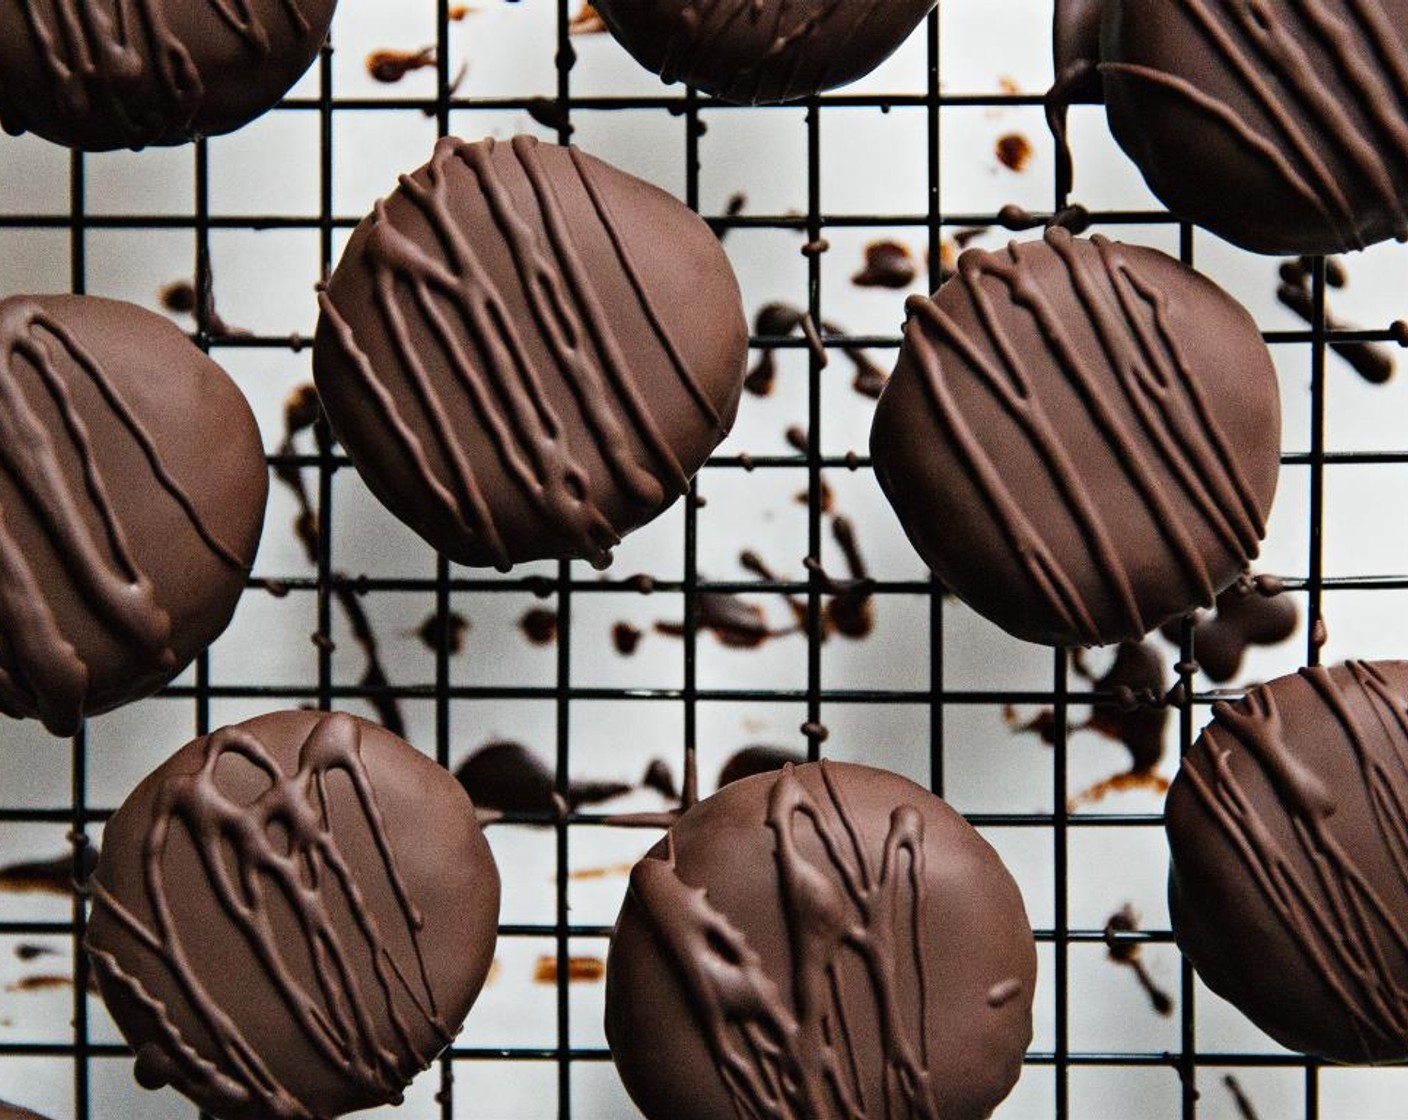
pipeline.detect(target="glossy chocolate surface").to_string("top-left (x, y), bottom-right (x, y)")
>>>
top-left (0, 294), bottom-right (267, 737)
top-left (1167, 662), bottom-right (1408, 1062)
top-left (870, 229), bottom-right (1281, 648)
top-left (591, 0), bottom-right (938, 104)
top-left (1053, 0), bottom-right (1408, 254)
top-left (314, 135), bottom-right (747, 570)
top-left (86, 710), bottom-right (501, 1120)
top-left (606, 760), bottom-right (1036, 1120)
top-left (0, 0), bottom-right (338, 151)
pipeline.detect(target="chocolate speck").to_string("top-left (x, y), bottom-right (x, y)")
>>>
top-left (15, 943), bottom-right (57, 962)
top-left (612, 621), bottom-right (643, 656)
top-left (0, 849), bottom-right (96, 897)
top-left (785, 425), bottom-right (809, 454)
top-left (718, 745), bottom-right (804, 788)
top-left (456, 742), bottom-right (631, 816)
top-left (521, 607), bottom-right (559, 645)
top-left (641, 758), bottom-right (678, 800)
top-left (416, 611), bottom-right (470, 655)
top-left (995, 133), bottom-right (1033, 173)
top-left (159, 280), bottom-right (197, 314)
top-left (853, 240), bottom-right (916, 289)
top-left (801, 238), bottom-right (830, 257)
top-left (569, 2), bottom-right (607, 33)
top-left (1224, 1074), bottom-right (1262, 1120)
top-left (1277, 262), bottom-right (1395, 384)
top-left (1105, 904), bottom-right (1175, 1017)
top-left (366, 46), bottom-right (436, 84)
top-left (800, 720), bottom-right (829, 743)
top-left (534, 955), bottom-right (606, 984)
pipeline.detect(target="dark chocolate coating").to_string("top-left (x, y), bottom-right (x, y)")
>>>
top-left (870, 229), bottom-right (1280, 648)
top-left (314, 135), bottom-right (747, 570)
top-left (1083, 0), bottom-right (1408, 255)
top-left (0, 1103), bottom-right (53, 1120)
top-left (606, 760), bottom-right (1036, 1120)
top-left (86, 710), bottom-right (501, 1120)
top-left (590, 0), bottom-right (937, 104)
top-left (0, 0), bottom-right (337, 151)
top-left (1167, 662), bottom-right (1408, 1062)
top-left (0, 294), bottom-right (267, 737)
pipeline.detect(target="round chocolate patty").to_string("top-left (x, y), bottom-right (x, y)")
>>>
top-left (0, 294), bottom-right (267, 738)
top-left (591, 0), bottom-right (938, 104)
top-left (1168, 661), bottom-right (1408, 1063)
top-left (606, 760), bottom-right (1036, 1120)
top-left (314, 135), bottom-right (747, 571)
top-left (86, 710), bottom-right (501, 1120)
top-left (870, 228), bottom-right (1281, 648)
top-left (1099, 0), bottom-right (1408, 255)
top-left (0, 0), bottom-right (337, 151)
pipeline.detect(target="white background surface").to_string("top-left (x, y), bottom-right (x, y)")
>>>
top-left (1, 1), bottom-right (1408, 1117)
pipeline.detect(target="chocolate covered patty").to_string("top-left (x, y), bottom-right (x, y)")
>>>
top-left (591, 0), bottom-right (938, 104)
top-left (0, 295), bottom-right (267, 737)
top-left (1052, 0), bottom-right (1408, 255)
top-left (1167, 662), bottom-right (1408, 1062)
top-left (606, 760), bottom-right (1036, 1120)
top-left (86, 710), bottom-right (501, 1120)
top-left (0, 0), bottom-right (338, 151)
top-left (870, 228), bottom-right (1281, 648)
top-left (315, 135), bottom-right (747, 570)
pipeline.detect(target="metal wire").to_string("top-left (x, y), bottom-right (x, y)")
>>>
top-left (0, 2), bottom-right (1389, 1117)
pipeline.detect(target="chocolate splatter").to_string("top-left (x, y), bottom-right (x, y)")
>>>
top-left (14, 944), bottom-right (57, 962)
top-left (1278, 259), bottom-right (1395, 384)
top-left (744, 302), bottom-right (887, 399)
top-left (0, 849), bottom-right (96, 897)
top-left (785, 425), bottom-right (809, 454)
top-left (800, 720), bottom-right (829, 743)
top-left (656, 593), bottom-right (792, 649)
top-left (5, 974), bottom-right (72, 994)
top-left (1104, 904), bottom-right (1174, 1017)
top-left (995, 132), bottom-right (1033, 173)
top-left (1223, 1074), bottom-right (1262, 1120)
top-left (613, 621), bottom-right (643, 656)
top-left (996, 202), bottom-right (1091, 235)
top-left (801, 238), bottom-right (830, 257)
top-left (534, 956), bottom-right (606, 984)
top-left (718, 745), bottom-right (804, 788)
top-left (641, 758), bottom-right (679, 800)
top-left (524, 97), bottom-right (571, 135)
top-left (1159, 573), bottom-right (1298, 683)
top-left (738, 550), bottom-right (809, 632)
top-left (159, 280), bottom-right (197, 314)
top-left (521, 607), bottom-right (559, 646)
top-left (273, 384), bottom-right (405, 735)
top-left (366, 47), bottom-right (435, 83)
top-left (819, 515), bottom-right (874, 639)
top-left (455, 742), bottom-right (631, 817)
top-left (416, 610), bottom-right (470, 655)
top-left (159, 266), bottom-right (250, 341)
top-left (853, 240), bottom-right (917, 288)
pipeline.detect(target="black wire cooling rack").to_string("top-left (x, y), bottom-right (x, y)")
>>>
top-left (3, 2), bottom-right (1408, 1118)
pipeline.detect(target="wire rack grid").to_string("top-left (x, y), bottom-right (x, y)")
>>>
top-left (2, 1), bottom-right (1407, 1118)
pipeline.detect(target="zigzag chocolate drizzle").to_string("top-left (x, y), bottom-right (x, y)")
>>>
top-left (628, 761), bottom-right (941, 1120)
top-left (88, 713), bottom-right (450, 1120)
top-left (0, 300), bottom-right (250, 737)
top-left (901, 227), bottom-right (1264, 646)
top-left (317, 135), bottom-right (721, 570)
top-left (1055, 0), bottom-right (1408, 247)
top-left (5, 0), bottom-right (310, 143)
top-left (1181, 662), bottom-right (1408, 1056)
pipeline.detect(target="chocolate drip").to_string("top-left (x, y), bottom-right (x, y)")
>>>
top-left (628, 762), bottom-right (941, 1120)
top-left (1182, 662), bottom-right (1408, 1054)
top-left (1099, 0), bottom-right (1408, 250)
top-left (7, 0), bottom-right (307, 144)
top-left (87, 713), bottom-right (451, 1119)
top-left (317, 136), bottom-right (720, 571)
top-left (901, 228), bottom-right (1263, 646)
top-left (0, 300), bottom-right (250, 736)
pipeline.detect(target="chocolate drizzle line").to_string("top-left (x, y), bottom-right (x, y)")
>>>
top-left (655, 0), bottom-right (892, 104)
top-left (6, 0), bottom-right (310, 144)
top-left (0, 300), bottom-right (251, 736)
top-left (630, 762), bottom-right (941, 1119)
top-left (87, 713), bottom-right (451, 1119)
top-left (1183, 662), bottom-right (1408, 1055)
top-left (318, 136), bottom-right (722, 571)
top-left (903, 229), bottom-right (1264, 646)
top-left (1078, 0), bottom-right (1408, 247)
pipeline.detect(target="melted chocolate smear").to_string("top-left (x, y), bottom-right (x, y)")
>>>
top-left (853, 240), bottom-right (918, 289)
top-left (0, 849), bottom-right (96, 897)
top-left (273, 385), bottom-right (405, 735)
top-left (1278, 260), bottom-right (1395, 384)
top-left (455, 742), bottom-right (631, 817)
top-left (415, 610), bottom-right (470, 655)
top-left (366, 47), bottom-right (435, 83)
top-left (613, 621), bottom-right (643, 656)
top-left (1160, 573), bottom-right (1298, 683)
top-left (521, 607), bottom-right (559, 646)
top-left (656, 593), bottom-right (788, 649)
top-left (995, 133), bottom-right (1034, 173)
top-left (534, 955), bottom-right (606, 984)
top-left (5, 974), bottom-right (72, 994)
top-left (997, 202), bottom-right (1092, 235)
top-left (744, 301), bottom-right (887, 399)
top-left (1104, 904), bottom-right (1175, 1017)
top-left (718, 745), bottom-right (804, 788)
top-left (1223, 1074), bottom-right (1262, 1120)
top-left (569, 2), bottom-right (607, 33)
